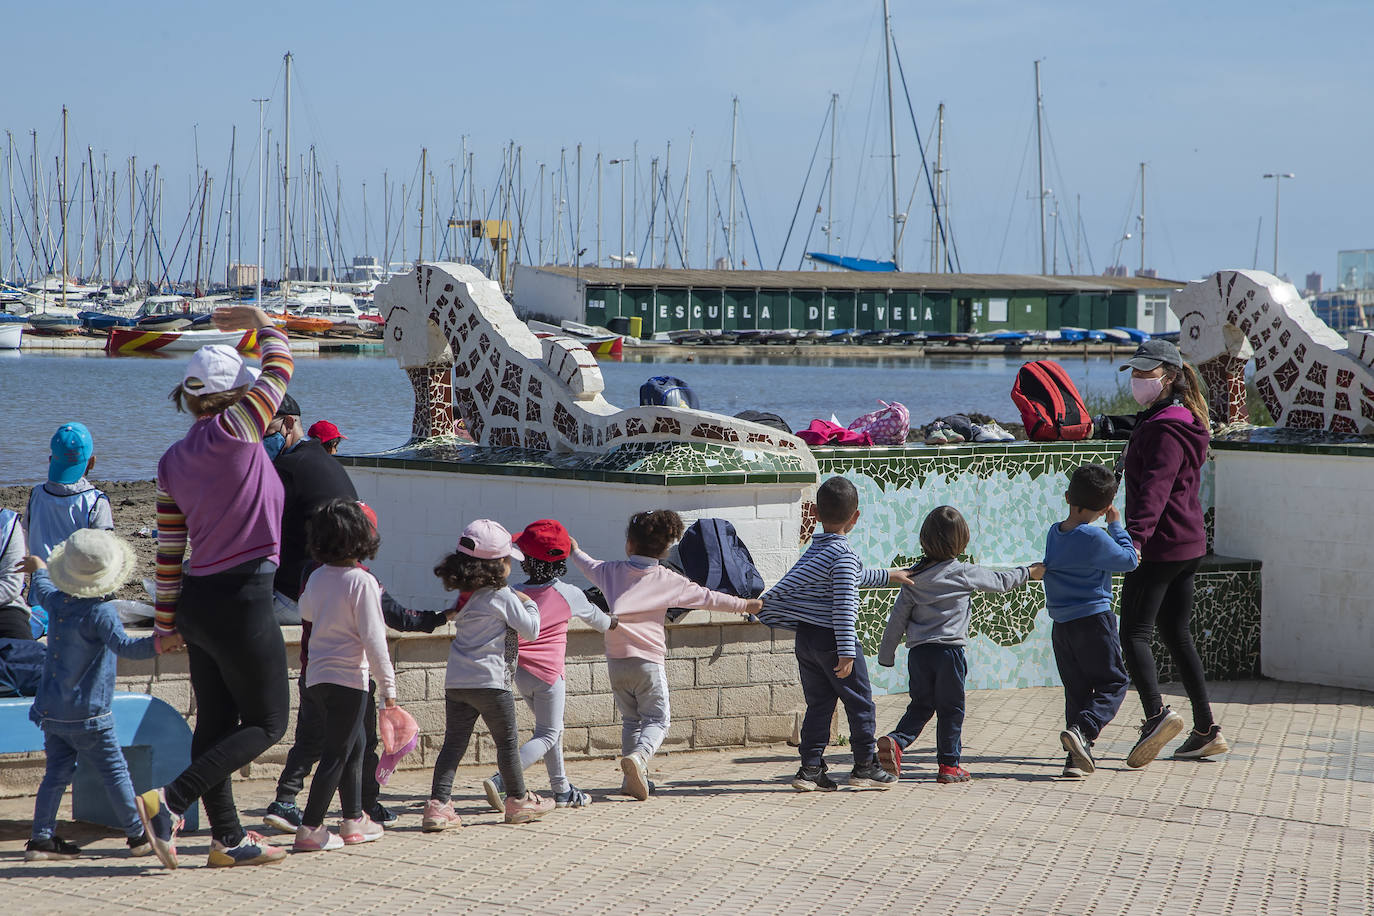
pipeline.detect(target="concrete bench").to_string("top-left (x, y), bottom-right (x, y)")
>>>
top-left (0, 692), bottom-right (199, 830)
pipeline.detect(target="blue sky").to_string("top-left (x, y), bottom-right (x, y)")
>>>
top-left (3, 0), bottom-right (1369, 286)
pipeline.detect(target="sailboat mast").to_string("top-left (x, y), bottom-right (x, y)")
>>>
top-left (1139, 161), bottom-right (1145, 274)
top-left (195, 171), bottom-right (208, 297)
top-left (728, 97), bottom-right (738, 269)
top-left (255, 97), bottom-right (268, 305)
top-left (87, 149), bottom-right (97, 282)
top-left (1034, 59), bottom-right (1047, 274)
top-left (661, 140), bottom-right (670, 269)
top-left (128, 156), bottom-right (136, 289)
top-left (283, 51), bottom-right (292, 300)
top-left (882, 0), bottom-right (899, 269)
top-left (704, 169), bottom-right (713, 268)
top-left (6, 132), bottom-right (14, 282)
top-left (61, 105), bottom-right (68, 310)
top-left (418, 147), bottom-right (426, 266)
top-left (596, 153), bottom-right (602, 267)
top-left (683, 131), bottom-right (693, 269)
top-left (228, 126), bottom-right (236, 277)
top-left (828, 92), bottom-right (837, 259)
top-left (932, 103), bottom-right (944, 273)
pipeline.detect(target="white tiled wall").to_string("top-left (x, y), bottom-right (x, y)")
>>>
top-left (1212, 450), bottom-right (1374, 691)
top-left (350, 467), bottom-right (809, 608)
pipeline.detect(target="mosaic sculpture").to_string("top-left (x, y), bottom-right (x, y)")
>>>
top-left (380, 263), bottom-right (818, 467)
top-left (1173, 269), bottom-right (1374, 433)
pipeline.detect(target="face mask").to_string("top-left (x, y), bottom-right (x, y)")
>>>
top-left (263, 432), bottom-right (286, 460)
top-left (1131, 375), bottom-right (1166, 406)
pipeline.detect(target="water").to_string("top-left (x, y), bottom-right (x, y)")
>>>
top-left (0, 349), bottom-right (1125, 484)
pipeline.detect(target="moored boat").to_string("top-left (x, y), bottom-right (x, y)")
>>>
top-left (106, 327), bottom-right (259, 356)
top-left (0, 317), bottom-right (23, 350)
top-left (26, 313), bottom-right (83, 336)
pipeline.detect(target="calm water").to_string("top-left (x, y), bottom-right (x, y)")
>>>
top-left (0, 349), bottom-right (1125, 484)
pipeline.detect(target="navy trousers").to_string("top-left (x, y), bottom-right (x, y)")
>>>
top-left (888, 643), bottom-right (966, 766)
top-left (1052, 612), bottom-right (1130, 741)
top-left (794, 624), bottom-right (877, 768)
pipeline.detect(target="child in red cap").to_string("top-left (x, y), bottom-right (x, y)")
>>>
top-left (478, 520), bottom-right (615, 811)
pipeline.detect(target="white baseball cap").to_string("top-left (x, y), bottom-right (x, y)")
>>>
top-left (456, 519), bottom-right (524, 561)
top-left (182, 344), bottom-right (258, 394)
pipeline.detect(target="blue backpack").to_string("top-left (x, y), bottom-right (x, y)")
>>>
top-left (639, 376), bottom-right (700, 409)
top-left (677, 518), bottom-right (765, 600)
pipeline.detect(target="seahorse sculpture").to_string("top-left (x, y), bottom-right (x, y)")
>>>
top-left (379, 262), bottom-right (818, 468)
top-left (1172, 269), bottom-right (1374, 433)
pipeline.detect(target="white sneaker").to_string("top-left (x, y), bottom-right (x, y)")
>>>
top-left (972, 424), bottom-right (1001, 443)
top-left (620, 752), bottom-right (650, 801)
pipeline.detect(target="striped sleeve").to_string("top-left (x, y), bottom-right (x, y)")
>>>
top-left (830, 552), bottom-right (862, 657)
top-left (219, 327), bottom-right (294, 442)
top-left (154, 486), bottom-right (187, 634)
top-left (857, 564), bottom-right (890, 589)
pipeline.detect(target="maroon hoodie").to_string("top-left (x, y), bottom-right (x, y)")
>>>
top-left (1123, 401), bottom-right (1210, 562)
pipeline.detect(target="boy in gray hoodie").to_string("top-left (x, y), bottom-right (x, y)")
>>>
top-left (876, 506), bottom-right (1043, 784)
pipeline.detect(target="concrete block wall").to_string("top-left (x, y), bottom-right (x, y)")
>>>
top-left (1212, 447), bottom-right (1374, 691)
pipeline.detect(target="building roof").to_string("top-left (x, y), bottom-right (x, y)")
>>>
top-left (523, 265), bottom-right (1185, 293)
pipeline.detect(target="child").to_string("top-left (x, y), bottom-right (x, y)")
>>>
top-left (571, 510), bottom-right (762, 801)
top-left (424, 519), bottom-right (553, 829)
top-left (292, 499), bottom-right (399, 852)
top-left (876, 506), bottom-right (1043, 784)
top-left (480, 519), bottom-right (614, 810)
top-left (0, 507), bottom-right (30, 640)
top-left (1043, 464), bottom-right (1137, 777)
top-left (761, 477), bottom-right (912, 792)
top-left (25, 422), bottom-right (114, 562)
top-left (22, 529), bottom-right (178, 861)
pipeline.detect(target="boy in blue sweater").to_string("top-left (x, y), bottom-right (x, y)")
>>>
top-left (1043, 464), bottom-right (1138, 777)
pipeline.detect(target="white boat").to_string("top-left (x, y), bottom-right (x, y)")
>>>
top-left (0, 321), bottom-right (23, 349)
top-left (106, 326), bottom-right (260, 354)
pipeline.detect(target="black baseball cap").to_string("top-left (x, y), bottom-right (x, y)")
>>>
top-left (1120, 338), bottom-right (1183, 372)
top-left (275, 392), bottom-right (301, 418)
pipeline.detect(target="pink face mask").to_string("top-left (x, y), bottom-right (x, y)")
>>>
top-left (1131, 375), bottom-right (1166, 406)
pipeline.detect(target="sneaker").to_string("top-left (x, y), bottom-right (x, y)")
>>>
top-left (876, 734), bottom-right (903, 779)
top-left (127, 833), bottom-right (153, 857)
top-left (554, 784), bottom-right (592, 808)
top-left (292, 824), bottom-right (343, 853)
top-left (972, 424), bottom-right (1001, 443)
top-left (263, 800), bottom-right (303, 834)
top-left (210, 831), bottom-right (288, 866)
top-left (134, 787), bottom-right (182, 870)
top-left (849, 759), bottom-right (897, 789)
top-left (367, 802), bottom-right (398, 827)
top-left (1126, 706), bottom-right (1186, 769)
top-left (1062, 754), bottom-right (1086, 778)
top-left (421, 799), bottom-right (462, 832)
top-left (923, 423), bottom-right (951, 445)
top-left (504, 791), bottom-right (554, 824)
top-left (1060, 725), bottom-right (1097, 775)
top-left (790, 765), bottom-right (838, 792)
top-left (482, 773), bottom-right (505, 812)
top-left (984, 421), bottom-right (1015, 442)
top-left (620, 752), bottom-right (650, 801)
top-left (936, 764), bottom-right (971, 784)
top-left (1173, 724), bottom-right (1230, 759)
top-left (24, 836), bottom-right (81, 861)
top-left (340, 814), bottom-right (384, 845)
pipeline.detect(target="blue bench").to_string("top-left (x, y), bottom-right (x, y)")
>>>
top-left (0, 692), bottom-right (199, 831)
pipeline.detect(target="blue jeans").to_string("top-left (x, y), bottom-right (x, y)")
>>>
top-left (33, 723), bottom-right (142, 840)
top-left (888, 644), bottom-right (967, 766)
top-left (794, 624), bottom-right (877, 768)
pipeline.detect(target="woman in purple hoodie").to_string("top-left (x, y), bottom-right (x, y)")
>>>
top-left (1117, 339), bottom-right (1229, 769)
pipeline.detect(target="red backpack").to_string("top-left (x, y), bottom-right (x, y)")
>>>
top-left (1011, 360), bottom-right (1093, 441)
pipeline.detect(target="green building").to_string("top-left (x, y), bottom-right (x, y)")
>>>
top-left (511, 266), bottom-right (1183, 337)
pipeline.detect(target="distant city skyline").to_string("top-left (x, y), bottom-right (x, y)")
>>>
top-left (2, 0), bottom-right (1369, 287)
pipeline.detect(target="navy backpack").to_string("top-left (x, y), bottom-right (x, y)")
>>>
top-left (639, 376), bottom-right (700, 409)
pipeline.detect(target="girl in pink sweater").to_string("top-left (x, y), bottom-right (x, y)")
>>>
top-left (571, 510), bottom-right (762, 801)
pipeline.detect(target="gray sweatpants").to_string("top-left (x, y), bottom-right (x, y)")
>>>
top-left (606, 657), bottom-right (671, 760)
top-left (514, 666), bottom-right (569, 795)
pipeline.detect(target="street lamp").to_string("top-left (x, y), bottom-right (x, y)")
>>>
top-left (608, 158), bottom-right (627, 269)
top-left (1262, 172), bottom-right (1295, 276)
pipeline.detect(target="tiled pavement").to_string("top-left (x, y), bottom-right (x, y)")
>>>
top-left (1, 680), bottom-right (1370, 915)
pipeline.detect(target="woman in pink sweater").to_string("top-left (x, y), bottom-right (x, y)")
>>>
top-left (571, 510), bottom-right (762, 801)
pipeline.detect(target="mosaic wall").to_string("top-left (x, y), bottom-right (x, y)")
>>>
top-left (378, 262), bottom-right (818, 473)
top-left (1174, 270), bottom-right (1374, 433)
top-left (811, 442), bottom-right (1252, 693)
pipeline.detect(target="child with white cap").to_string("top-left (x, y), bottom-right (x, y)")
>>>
top-left (21, 529), bottom-right (181, 861)
top-left (422, 519), bottom-right (554, 830)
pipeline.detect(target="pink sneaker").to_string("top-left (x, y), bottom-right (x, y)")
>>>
top-left (504, 791), bottom-right (554, 824)
top-left (421, 799), bottom-right (462, 832)
top-left (292, 824), bottom-right (343, 853)
top-left (340, 814), bottom-right (384, 845)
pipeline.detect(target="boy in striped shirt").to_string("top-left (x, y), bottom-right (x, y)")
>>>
top-left (760, 477), bottom-right (911, 791)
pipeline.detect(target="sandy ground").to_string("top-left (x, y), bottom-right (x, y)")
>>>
top-left (0, 479), bottom-right (158, 603)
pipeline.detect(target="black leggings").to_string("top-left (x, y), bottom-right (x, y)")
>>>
top-left (165, 560), bottom-right (289, 847)
top-left (430, 688), bottom-right (525, 803)
top-left (301, 683), bottom-right (368, 827)
top-left (1119, 557), bottom-right (1214, 732)
top-left (276, 678), bottom-right (381, 811)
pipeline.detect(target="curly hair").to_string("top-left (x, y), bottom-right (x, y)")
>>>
top-left (307, 498), bottom-right (380, 565)
top-left (521, 557), bottom-right (567, 584)
top-left (625, 509), bottom-right (685, 558)
top-left (168, 383), bottom-right (251, 418)
top-left (434, 548), bottom-right (510, 592)
top-left (919, 505), bottom-right (970, 561)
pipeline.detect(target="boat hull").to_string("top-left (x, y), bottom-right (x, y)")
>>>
top-left (106, 327), bottom-right (259, 356)
top-left (0, 323), bottom-right (22, 350)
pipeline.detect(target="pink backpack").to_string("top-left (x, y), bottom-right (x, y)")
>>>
top-left (847, 400), bottom-right (910, 446)
top-left (796, 420), bottom-right (874, 447)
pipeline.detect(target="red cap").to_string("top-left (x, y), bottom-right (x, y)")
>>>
top-left (309, 420), bottom-right (347, 442)
top-left (514, 519), bottom-right (571, 563)
top-left (358, 501), bottom-right (378, 533)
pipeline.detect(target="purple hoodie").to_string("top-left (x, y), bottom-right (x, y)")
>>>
top-left (1123, 402), bottom-right (1209, 562)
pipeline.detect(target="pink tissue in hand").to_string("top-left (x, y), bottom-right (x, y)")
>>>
top-left (376, 704), bottom-right (419, 786)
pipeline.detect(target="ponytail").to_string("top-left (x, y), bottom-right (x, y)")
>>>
top-left (1168, 363), bottom-right (1211, 433)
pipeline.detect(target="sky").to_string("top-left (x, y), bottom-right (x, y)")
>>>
top-left (2, 0), bottom-right (1370, 288)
